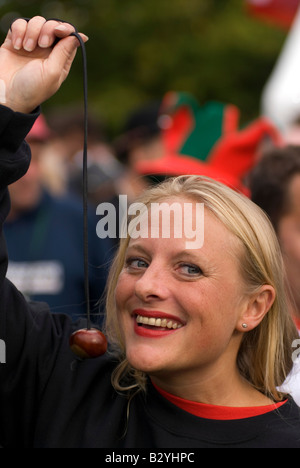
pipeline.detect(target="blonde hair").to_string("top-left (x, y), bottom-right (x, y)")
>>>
top-left (105, 175), bottom-right (298, 401)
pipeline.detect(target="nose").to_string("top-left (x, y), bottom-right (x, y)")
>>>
top-left (134, 263), bottom-right (169, 303)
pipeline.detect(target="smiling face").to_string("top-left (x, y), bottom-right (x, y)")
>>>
top-left (115, 198), bottom-right (252, 385)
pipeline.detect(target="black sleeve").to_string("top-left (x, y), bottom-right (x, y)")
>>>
top-left (0, 281), bottom-right (78, 447)
top-left (0, 104), bottom-right (39, 189)
top-left (0, 105), bottom-right (78, 447)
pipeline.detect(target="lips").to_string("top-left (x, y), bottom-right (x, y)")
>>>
top-left (132, 309), bottom-right (185, 338)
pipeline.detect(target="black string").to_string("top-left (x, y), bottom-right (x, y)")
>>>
top-left (49, 21), bottom-right (92, 329)
top-left (70, 32), bottom-right (91, 330)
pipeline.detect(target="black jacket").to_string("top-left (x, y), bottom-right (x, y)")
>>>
top-left (0, 105), bottom-right (300, 448)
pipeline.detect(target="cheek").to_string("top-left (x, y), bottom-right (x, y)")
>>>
top-left (114, 272), bottom-right (135, 311)
top-left (184, 281), bottom-right (243, 335)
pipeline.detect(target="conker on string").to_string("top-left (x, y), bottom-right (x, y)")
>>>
top-left (70, 328), bottom-right (107, 359)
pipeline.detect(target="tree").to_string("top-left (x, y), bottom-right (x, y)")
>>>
top-left (0, 0), bottom-right (286, 135)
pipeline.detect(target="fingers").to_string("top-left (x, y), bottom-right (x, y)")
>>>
top-left (45, 32), bottom-right (83, 85)
top-left (10, 18), bottom-right (30, 50)
top-left (39, 21), bottom-right (76, 48)
top-left (23, 16), bottom-right (49, 51)
top-left (9, 17), bottom-right (86, 52)
top-left (11, 16), bottom-right (46, 51)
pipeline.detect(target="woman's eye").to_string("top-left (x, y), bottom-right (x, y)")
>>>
top-left (125, 258), bottom-right (149, 270)
top-left (177, 264), bottom-right (203, 277)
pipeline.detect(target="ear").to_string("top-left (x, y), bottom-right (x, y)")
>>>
top-left (238, 285), bottom-right (276, 332)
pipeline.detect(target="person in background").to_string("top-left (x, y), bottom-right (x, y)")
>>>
top-left (4, 114), bottom-right (113, 322)
top-left (283, 115), bottom-right (300, 147)
top-left (45, 106), bottom-right (124, 206)
top-left (114, 99), bottom-right (165, 202)
top-left (132, 92), bottom-right (282, 195)
top-left (249, 145), bottom-right (300, 332)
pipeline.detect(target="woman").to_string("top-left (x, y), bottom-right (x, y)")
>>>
top-left (106, 176), bottom-right (298, 403)
top-left (0, 17), bottom-right (299, 448)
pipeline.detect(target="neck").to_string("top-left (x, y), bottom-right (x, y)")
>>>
top-left (150, 364), bottom-right (272, 407)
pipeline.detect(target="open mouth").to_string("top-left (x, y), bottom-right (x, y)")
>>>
top-left (133, 310), bottom-right (185, 338)
top-left (136, 315), bottom-right (183, 330)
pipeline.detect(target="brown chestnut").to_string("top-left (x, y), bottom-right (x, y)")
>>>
top-left (70, 328), bottom-right (107, 359)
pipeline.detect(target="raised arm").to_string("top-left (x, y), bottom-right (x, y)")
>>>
top-left (0, 18), bottom-right (89, 447)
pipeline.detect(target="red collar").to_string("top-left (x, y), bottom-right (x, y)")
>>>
top-left (152, 382), bottom-right (287, 420)
top-left (293, 316), bottom-right (300, 332)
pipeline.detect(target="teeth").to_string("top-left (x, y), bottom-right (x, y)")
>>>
top-left (161, 319), bottom-right (167, 328)
top-left (136, 315), bottom-right (183, 330)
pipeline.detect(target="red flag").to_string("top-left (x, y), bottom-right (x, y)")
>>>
top-left (246, 0), bottom-right (300, 29)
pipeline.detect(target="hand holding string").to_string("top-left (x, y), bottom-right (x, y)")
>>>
top-left (0, 17), bottom-right (88, 113)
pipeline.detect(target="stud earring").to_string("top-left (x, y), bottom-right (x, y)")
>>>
top-left (242, 323), bottom-right (248, 329)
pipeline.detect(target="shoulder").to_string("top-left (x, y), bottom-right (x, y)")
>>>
top-left (264, 398), bottom-right (300, 448)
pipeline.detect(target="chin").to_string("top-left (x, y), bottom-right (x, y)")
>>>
top-left (126, 347), bottom-right (165, 375)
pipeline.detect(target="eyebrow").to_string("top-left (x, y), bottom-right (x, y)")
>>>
top-left (126, 243), bottom-right (150, 256)
top-left (172, 250), bottom-right (203, 263)
top-left (126, 242), bottom-right (203, 263)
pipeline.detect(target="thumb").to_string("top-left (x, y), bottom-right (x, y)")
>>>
top-left (45, 30), bottom-right (88, 86)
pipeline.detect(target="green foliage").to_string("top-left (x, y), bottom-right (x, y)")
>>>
top-left (0, 0), bottom-right (286, 135)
